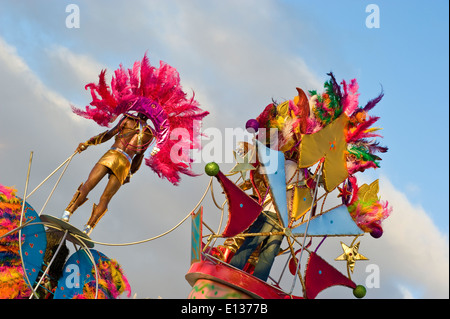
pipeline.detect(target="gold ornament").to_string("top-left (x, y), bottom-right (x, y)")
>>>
top-left (229, 148), bottom-right (256, 180)
top-left (335, 241), bottom-right (368, 273)
top-left (358, 179), bottom-right (380, 202)
top-left (298, 114), bottom-right (349, 192)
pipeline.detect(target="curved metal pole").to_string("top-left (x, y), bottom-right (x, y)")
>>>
top-left (25, 152), bottom-right (77, 200)
top-left (29, 230), bottom-right (69, 299)
top-left (289, 161), bottom-right (323, 295)
top-left (77, 243), bottom-right (99, 299)
top-left (18, 152), bottom-right (39, 299)
top-left (79, 177), bottom-right (213, 247)
top-left (0, 220), bottom-right (33, 240)
top-left (39, 153), bottom-right (75, 216)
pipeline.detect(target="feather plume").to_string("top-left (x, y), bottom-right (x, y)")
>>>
top-left (346, 116), bottom-right (382, 144)
top-left (326, 71), bottom-right (343, 102)
top-left (348, 198), bottom-right (392, 233)
top-left (74, 256), bottom-right (131, 299)
top-left (363, 87), bottom-right (384, 112)
top-left (0, 185), bottom-right (32, 299)
top-left (345, 177), bottom-right (392, 233)
top-left (255, 73), bottom-right (388, 177)
top-left (71, 53), bottom-right (209, 185)
top-left (0, 184), bottom-right (16, 200)
top-left (341, 78), bottom-right (360, 116)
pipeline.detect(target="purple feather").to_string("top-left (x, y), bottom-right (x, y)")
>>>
top-left (327, 72), bottom-right (343, 100)
top-left (363, 86), bottom-right (384, 112)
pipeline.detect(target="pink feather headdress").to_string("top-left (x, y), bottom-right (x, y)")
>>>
top-left (72, 53), bottom-right (209, 185)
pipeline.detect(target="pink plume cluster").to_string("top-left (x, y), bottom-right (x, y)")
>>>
top-left (74, 259), bottom-right (131, 299)
top-left (71, 53), bottom-right (209, 185)
top-left (341, 79), bottom-right (360, 117)
top-left (0, 184), bottom-right (16, 200)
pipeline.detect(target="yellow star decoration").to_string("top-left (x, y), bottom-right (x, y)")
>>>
top-left (229, 149), bottom-right (256, 180)
top-left (298, 114), bottom-right (349, 192)
top-left (335, 241), bottom-right (368, 273)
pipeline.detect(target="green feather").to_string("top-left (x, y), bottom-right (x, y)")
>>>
top-left (348, 146), bottom-right (381, 166)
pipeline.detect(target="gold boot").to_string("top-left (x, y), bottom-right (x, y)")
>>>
top-left (83, 203), bottom-right (107, 235)
top-left (61, 183), bottom-right (88, 222)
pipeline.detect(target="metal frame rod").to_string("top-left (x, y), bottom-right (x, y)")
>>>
top-left (29, 230), bottom-right (69, 299)
top-left (18, 152), bottom-right (39, 299)
top-left (289, 161), bottom-right (323, 295)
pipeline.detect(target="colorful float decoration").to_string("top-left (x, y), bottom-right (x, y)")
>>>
top-left (185, 73), bottom-right (392, 299)
top-left (0, 184), bottom-right (131, 299)
top-left (1, 53), bottom-right (208, 299)
top-left (0, 70), bottom-right (391, 300)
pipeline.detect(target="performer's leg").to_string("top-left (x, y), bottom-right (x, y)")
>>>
top-left (62, 164), bottom-right (109, 221)
top-left (252, 234), bottom-right (283, 281)
top-left (251, 211), bottom-right (283, 281)
top-left (229, 214), bottom-right (267, 270)
top-left (231, 211), bottom-right (283, 281)
top-left (83, 174), bottom-right (121, 234)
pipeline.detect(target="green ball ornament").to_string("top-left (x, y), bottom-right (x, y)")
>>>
top-left (205, 162), bottom-right (220, 176)
top-left (353, 285), bottom-right (366, 298)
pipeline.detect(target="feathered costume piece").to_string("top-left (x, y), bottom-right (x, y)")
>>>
top-left (1, 184), bottom-right (131, 299)
top-left (313, 75), bottom-right (386, 175)
top-left (346, 177), bottom-right (392, 235)
top-left (72, 54), bottom-right (209, 185)
top-left (73, 254), bottom-right (131, 299)
top-left (0, 184), bottom-right (32, 299)
top-left (255, 73), bottom-right (391, 234)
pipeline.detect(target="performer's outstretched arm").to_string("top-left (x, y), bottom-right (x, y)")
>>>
top-left (76, 122), bottom-right (121, 153)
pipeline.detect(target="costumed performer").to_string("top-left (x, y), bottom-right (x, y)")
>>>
top-left (61, 54), bottom-right (209, 235)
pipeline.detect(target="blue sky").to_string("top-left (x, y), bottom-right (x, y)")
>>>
top-left (0, 1), bottom-right (448, 299)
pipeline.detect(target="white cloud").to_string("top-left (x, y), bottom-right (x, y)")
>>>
top-left (398, 284), bottom-right (415, 299)
top-left (45, 45), bottom-right (105, 86)
top-left (0, 36), bottom-right (92, 199)
top-left (0, 33), bottom-right (203, 299)
top-left (0, 37), bottom-right (29, 74)
top-left (369, 176), bottom-right (449, 298)
top-left (0, 37), bottom-right (82, 124)
top-left (142, 0), bottom-right (322, 113)
top-left (280, 174), bottom-right (449, 299)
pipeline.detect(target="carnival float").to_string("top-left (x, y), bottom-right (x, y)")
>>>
top-left (185, 73), bottom-right (391, 299)
top-left (0, 54), bottom-right (390, 299)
